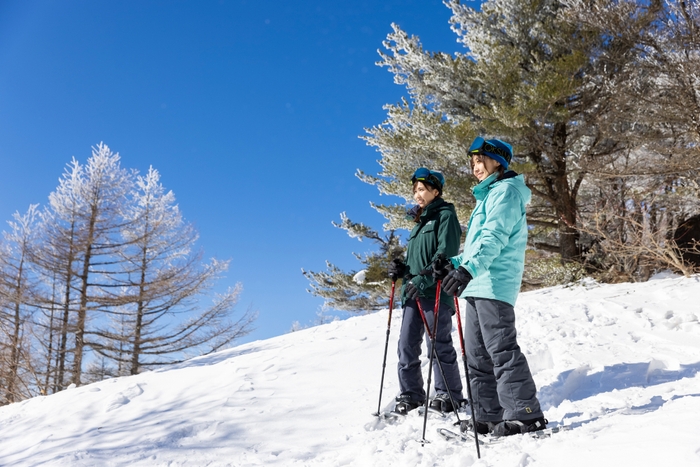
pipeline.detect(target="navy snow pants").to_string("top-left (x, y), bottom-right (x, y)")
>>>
top-left (397, 297), bottom-right (463, 404)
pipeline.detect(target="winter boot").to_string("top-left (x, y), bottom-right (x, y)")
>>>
top-left (492, 417), bottom-right (548, 437)
top-left (458, 418), bottom-right (501, 435)
top-left (392, 394), bottom-right (421, 415)
top-left (429, 393), bottom-right (464, 413)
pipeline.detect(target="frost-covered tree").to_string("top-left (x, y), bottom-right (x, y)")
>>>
top-left (37, 144), bottom-right (135, 386)
top-left (365, 0), bottom-right (663, 261)
top-left (314, 0), bottom-right (700, 307)
top-left (33, 158), bottom-right (85, 390)
top-left (560, 0), bottom-right (700, 278)
top-left (0, 143), bottom-right (257, 396)
top-left (303, 213), bottom-right (403, 313)
top-left (31, 146), bottom-right (142, 387)
top-left (91, 167), bottom-right (256, 374)
top-left (0, 206), bottom-right (41, 403)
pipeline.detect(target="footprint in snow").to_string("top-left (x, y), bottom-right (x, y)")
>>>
top-left (105, 384), bottom-right (144, 412)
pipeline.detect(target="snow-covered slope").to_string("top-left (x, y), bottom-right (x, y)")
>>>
top-left (1, 275), bottom-right (699, 466)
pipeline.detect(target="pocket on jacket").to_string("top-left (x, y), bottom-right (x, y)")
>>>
top-left (420, 224), bottom-right (436, 235)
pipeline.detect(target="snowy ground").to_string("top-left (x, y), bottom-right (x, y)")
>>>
top-left (1, 274), bottom-right (699, 466)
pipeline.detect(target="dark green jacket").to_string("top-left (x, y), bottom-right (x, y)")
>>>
top-left (401, 198), bottom-right (462, 309)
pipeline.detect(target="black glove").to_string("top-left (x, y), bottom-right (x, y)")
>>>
top-left (388, 258), bottom-right (406, 281)
top-left (432, 255), bottom-right (454, 281)
top-left (405, 280), bottom-right (420, 300)
top-left (442, 266), bottom-right (473, 296)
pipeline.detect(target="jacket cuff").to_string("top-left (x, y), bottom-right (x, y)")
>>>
top-left (411, 275), bottom-right (433, 295)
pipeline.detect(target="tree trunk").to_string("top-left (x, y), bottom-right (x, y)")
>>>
top-left (130, 262), bottom-right (147, 375)
top-left (5, 253), bottom-right (25, 404)
top-left (73, 207), bottom-right (97, 386)
top-left (547, 122), bottom-right (580, 262)
top-left (56, 221), bottom-right (77, 391)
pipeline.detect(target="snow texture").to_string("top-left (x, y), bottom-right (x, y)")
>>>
top-left (1, 275), bottom-right (699, 466)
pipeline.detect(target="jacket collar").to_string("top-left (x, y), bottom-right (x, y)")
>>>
top-left (472, 170), bottom-right (519, 200)
top-left (420, 197), bottom-right (446, 220)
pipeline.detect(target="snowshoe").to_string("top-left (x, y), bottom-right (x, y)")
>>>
top-left (392, 394), bottom-right (421, 415)
top-left (459, 418), bottom-right (501, 435)
top-left (491, 417), bottom-right (548, 437)
top-left (429, 393), bottom-right (466, 413)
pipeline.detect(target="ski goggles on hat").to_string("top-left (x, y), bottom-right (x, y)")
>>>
top-left (468, 136), bottom-right (511, 163)
top-left (411, 167), bottom-right (443, 188)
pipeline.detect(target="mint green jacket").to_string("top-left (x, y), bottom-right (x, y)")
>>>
top-left (450, 172), bottom-right (531, 306)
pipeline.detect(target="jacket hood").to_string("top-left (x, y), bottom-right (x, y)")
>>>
top-left (420, 197), bottom-right (455, 219)
top-left (503, 173), bottom-right (531, 206)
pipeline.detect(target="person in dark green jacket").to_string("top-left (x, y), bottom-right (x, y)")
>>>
top-left (387, 167), bottom-right (465, 415)
top-left (435, 137), bottom-right (547, 437)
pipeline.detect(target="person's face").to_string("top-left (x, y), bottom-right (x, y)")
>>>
top-left (413, 181), bottom-right (439, 208)
top-left (471, 154), bottom-right (501, 181)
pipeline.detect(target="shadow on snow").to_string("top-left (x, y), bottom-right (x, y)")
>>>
top-left (539, 360), bottom-right (700, 410)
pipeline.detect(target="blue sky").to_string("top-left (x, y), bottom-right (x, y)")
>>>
top-left (0, 0), bottom-right (470, 343)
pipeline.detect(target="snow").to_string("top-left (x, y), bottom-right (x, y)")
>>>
top-left (353, 269), bottom-right (367, 284)
top-left (1, 275), bottom-right (700, 466)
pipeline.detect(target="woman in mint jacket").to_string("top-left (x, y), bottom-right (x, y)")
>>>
top-left (437, 137), bottom-right (547, 437)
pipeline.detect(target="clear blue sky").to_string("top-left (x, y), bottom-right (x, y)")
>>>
top-left (0, 0), bottom-right (470, 343)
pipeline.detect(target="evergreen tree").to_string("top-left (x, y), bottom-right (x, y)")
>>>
top-left (303, 213), bottom-right (403, 313)
top-left (368, 0), bottom-right (661, 261)
top-left (311, 0), bottom-right (700, 310)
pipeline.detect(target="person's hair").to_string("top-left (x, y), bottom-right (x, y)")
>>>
top-left (411, 181), bottom-right (441, 222)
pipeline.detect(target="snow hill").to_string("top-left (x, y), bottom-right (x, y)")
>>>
top-left (1, 275), bottom-right (699, 466)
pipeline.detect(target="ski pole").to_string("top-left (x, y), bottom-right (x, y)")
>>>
top-left (373, 280), bottom-right (396, 417)
top-left (428, 283), bottom-right (464, 425)
top-left (415, 291), bottom-right (437, 445)
top-left (423, 255), bottom-right (464, 424)
top-left (454, 296), bottom-right (480, 459)
top-left (415, 279), bottom-right (463, 444)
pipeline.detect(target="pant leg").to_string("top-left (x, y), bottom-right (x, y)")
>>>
top-left (463, 297), bottom-right (504, 422)
top-left (474, 298), bottom-right (543, 421)
top-left (423, 299), bottom-right (463, 401)
top-left (396, 299), bottom-right (426, 402)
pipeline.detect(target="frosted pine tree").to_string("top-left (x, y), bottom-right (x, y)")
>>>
top-left (367, 0), bottom-right (661, 261)
top-left (302, 213), bottom-right (403, 313)
top-left (318, 0), bottom-right (700, 306)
